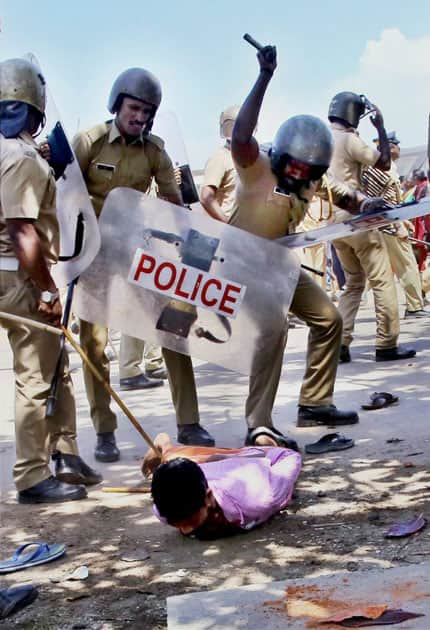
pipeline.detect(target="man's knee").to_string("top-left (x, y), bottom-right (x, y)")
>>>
top-left (344, 272), bottom-right (366, 294)
top-left (324, 302), bottom-right (343, 336)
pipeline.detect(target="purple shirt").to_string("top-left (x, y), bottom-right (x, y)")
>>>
top-left (185, 447), bottom-right (301, 530)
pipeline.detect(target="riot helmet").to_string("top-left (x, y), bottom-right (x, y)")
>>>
top-left (219, 105), bottom-right (240, 139)
top-left (328, 91), bottom-right (372, 128)
top-left (108, 67), bottom-right (162, 113)
top-left (0, 58), bottom-right (46, 138)
top-left (269, 115), bottom-right (333, 199)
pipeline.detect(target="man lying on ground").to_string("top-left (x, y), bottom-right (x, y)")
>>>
top-left (144, 432), bottom-right (301, 540)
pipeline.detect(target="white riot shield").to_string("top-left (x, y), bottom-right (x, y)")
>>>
top-left (153, 109), bottom-right (200, 207)
top-left (279, 199), bottom-right (430, 249)
top-left (74, 188), bottom-right (300, 375)
top-left (26, 54), bottom-right (100, 287)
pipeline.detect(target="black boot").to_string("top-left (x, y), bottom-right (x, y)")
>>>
top-left (18, 476), bottom-right (87, 504)
top-left (52, 451), bottom-right (103, 485)
top-left (375, 346), bottom-right (416, 362)
top-left (339, 345), bottom-right (351, 363)
top-left (119, 373), bottom-right (163, 391)
top-left (94, 432), bottom-right (120, 462)
top-left (177, 424), bottom-right (215, 447)
top-left (297, 404), bottom-right (359, 428)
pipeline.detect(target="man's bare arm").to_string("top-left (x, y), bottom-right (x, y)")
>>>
top-left (371, 108), bottom-right (390, 171)
top-left (7, 219), bottom-right (56, 291)
top-left (6, 219), bottom-right (62, 326)
top-left (232, 45), bottom-right (277, 168)
top-left (200, 186), bottom-right (228, 222)
top-left (320, 175), bottom-right (389, 215)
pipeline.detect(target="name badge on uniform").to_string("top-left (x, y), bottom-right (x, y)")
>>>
top-left (96, 163), bottom-right (115, 173)
top-left (273, 186), bottom-right (291, 198)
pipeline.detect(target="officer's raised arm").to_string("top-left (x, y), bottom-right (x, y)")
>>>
top-left (370, 106), bottom-right (391, 172)
top-left (232, 44), bottom-right (277, 168)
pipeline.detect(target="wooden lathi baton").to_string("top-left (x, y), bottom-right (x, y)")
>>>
top-left (0, 311), bottom-right (161, 457)
top-left (102, 486), bottom-right (151, 494)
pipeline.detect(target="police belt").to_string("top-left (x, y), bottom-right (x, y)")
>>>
top-left (0, 256), bottom-right (19, 271)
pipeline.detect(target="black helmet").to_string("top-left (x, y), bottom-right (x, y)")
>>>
top-left (270, 115), bottom-right (333, 197)
top-left (108, 67), bottom-right (162, 114)
top-left (328, 91), bottom-right (367, 128)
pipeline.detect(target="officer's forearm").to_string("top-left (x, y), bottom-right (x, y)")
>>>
top-left (233, 70), bottom-right (271, 145)
top-left (319, 175), bottom-right (365, 214)
top-left (334, 190), bottom-right (366, 214)
top-left (374, 127), bottom-right (391, 171)
top-left (6, 220), bottom-right (57, 292)
top-left (200, 186), bottom-right (228, 222)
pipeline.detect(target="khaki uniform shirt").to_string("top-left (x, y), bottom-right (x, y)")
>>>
top-left (0, 131), bottom-right (58, 263)
top-left (229, 149), bottom-right (350, 239)
top-left (202, 145), bottom-right (236, 217)
top-left (72, 120), bottom-right (180, 217)
top-left (229, 150), bottom-right (310, 238)
top-left (329, 121), bottom-right (380, 221)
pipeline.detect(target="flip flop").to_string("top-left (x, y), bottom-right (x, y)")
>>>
top-left (0, 542), bottom-right (66, 574)
top-left (0, 585), bottom-right (39, 619)
top-left (245, 426), bottom-right (300, 452)
top-left (361, 392), bottom-right (399, 410)
top-left (305, 433), bottom-right (354, 454)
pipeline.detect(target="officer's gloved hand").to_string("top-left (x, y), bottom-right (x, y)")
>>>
top-left (258, 45), bottom-right (277, 76)
top-left (359, 196), bottom-right (391, 214)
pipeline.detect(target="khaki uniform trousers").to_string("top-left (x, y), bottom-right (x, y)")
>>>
top-left (333, 230), bottom-right (399, 349)
top-left (300, 243), bottom-right (325, 290)
top-left (80, 320), bottom-right (199, 434)
top-left (0, 270), bottom-right (78, 491)
top-left (421, 265), bottom-right (430, 295)
top-left (119, 334), bottom-right (163, 379)
top-left (245, 270), bottom-right (342, 428)
top-left (382, 233), bottom-right (423, 312)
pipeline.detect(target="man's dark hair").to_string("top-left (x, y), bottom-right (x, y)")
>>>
top-left (151, 458), bottom-right (208, 523)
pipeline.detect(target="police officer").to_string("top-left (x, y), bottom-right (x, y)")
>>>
top-left (0, 58), bottom-right (101, 503)
top-left (73, 67), bottom-right (214, 461)
top-left (200, 105), bottom-right (239, 222)
top-left (230, 45), bottom-right (363, 437)
top-left (362, 132), bottom-right (427, 318)
top-left (328, 92), bottom-right (416, 362)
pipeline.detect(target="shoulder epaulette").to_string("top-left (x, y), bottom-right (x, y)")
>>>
top-left (145, 133), bottom-right (165, 151)
top-left (84, 121), bottom-right (111, 144)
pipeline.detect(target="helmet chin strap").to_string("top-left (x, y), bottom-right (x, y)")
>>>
top-left (275, 176), bottom-right (313, 202)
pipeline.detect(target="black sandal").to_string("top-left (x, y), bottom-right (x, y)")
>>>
top-left (361, 392), bottom-right (399, 410)
top-left (305, 433), bottom-right (354, 454)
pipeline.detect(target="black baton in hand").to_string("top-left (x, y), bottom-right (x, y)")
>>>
top-left (301, 264), bottom-right (325, 277)
top-left (46, 277), bottom-right (78, 417)
top-left (243, 33), bottom-right (276, 64)
top-left (243, 33), bottom-right (264, 51)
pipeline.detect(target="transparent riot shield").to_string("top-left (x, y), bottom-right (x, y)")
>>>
top-left (153, 109), bottom-right (200, 207)
top-left (279, 199), bottom-right (430, 249)
top-left (74, 188), bottom-right (300, 374)
top-left (26, 54), bottom-right (100, 287)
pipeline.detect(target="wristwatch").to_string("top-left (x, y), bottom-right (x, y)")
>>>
top-left (40, 289), bottom-right (59, 304)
